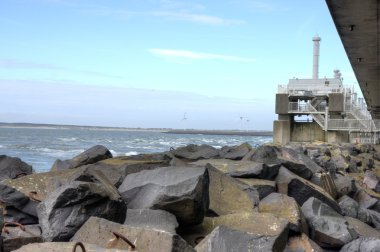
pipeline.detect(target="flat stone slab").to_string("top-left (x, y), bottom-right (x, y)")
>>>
top-left (118, 166), bottom-right (209, 225)
top-left (72, 217), bottom-right (195, 252)
top-left (124, 209), bottom-right (178, 233)
top-left (13, 242), bottom-right (127, 252)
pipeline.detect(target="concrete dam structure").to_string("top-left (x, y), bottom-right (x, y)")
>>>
top-left (273, 35), bottom-right (380, 145)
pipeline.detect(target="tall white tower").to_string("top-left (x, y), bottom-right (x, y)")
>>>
top-left (312, 35), bottom-right (321, 79)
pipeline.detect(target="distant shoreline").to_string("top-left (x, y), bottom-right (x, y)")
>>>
top-left (0, 122), bottom-right (273, 136)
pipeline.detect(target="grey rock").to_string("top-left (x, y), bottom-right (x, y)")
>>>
top-left (2, 224), bottom-right (42, 252)
top-left (363, 170), bottom-right (379, 190)
top-left (345, 216), bottom-right (380, 239)
top-left (72, 217), bottom-right (195, 252)
top-left (172, 144), bottom-right (219, 160)
top-left (338, 195), bottom-right (359, 218)
top-left (38, 173), bottom-right (126, 241)
top-left (354, 189), bottom-right (378, 209)
top-left (206, 165), bottom-right (256, 215)
top-left (0, 155), bottom-right (32, 181)
top-left (334, 175), bottom-right (356, 198)
top-left (51, 145), bottom-right (112, 170)
top-left (218, 143), bottom-right (252, 160)
top-left (276, 167), bottom-right (341, 213)
top-left (368, 209), bottom-right (380, 231)
top-left (248, 145), bottom-right (322, 180)
top-left (301, 197), bottom-right (354, 248)
top-left (340, 237), bottom-right (380, 252)
top-left (236, 178), bottom-right (276, 199)
top-left (195, 225), bottom-right (287, 252)
top-left (118, 166), bottom-right (209, 225)
top-left (125, 209), bottom-right (178, 233)
top-left (259, 192), bottom-right (306, 233)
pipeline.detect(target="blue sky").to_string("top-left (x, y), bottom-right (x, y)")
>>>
top-left (0, 0), bottom-right (360, 130)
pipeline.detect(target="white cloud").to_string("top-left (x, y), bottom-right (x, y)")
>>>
top-left (148, 49), bottom-right (254, 62)
top-left (151, 11), bottom-right (244, 25)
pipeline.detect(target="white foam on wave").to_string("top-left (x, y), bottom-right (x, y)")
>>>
top-left (110, 149), bottom-right (118, 156)
top-left (57, 137), bottom-right (77, 142)
top-left (125, 151), bottom-right (139, 156)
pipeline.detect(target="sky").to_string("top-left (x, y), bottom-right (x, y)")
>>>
top-left (0, 0), bottom-right (361, 130)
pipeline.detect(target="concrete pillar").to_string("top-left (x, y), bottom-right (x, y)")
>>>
top-left (273, 120), bottom-right (291, 145)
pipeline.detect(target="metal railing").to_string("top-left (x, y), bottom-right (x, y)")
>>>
top-left (288, 102), bottom-right (325, 113)
top-left (327, 119), bottom-right (372, 131)
top-left (278, 84), bottom-right (343, 95)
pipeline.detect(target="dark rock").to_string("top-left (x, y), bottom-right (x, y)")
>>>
top-left (236, 178), bottom-right (276, 199)
top-left (37, 170), bottom-right (126, 241)
top-left (2, 224), bottom-right (42, 252)
top-left (4, 207), bottom-right (38, 225)
top-left (172, 144), bottom-right (219, 160)
top-left (206, 165), bottom-right (256, 215)
top-left (248, 145), bottom-right (322, 180)
top-left (368, 209), bottom-right (380, 231)
top-left (51, 145), bottom-right (112, 170)
top-left (335, 175), bottom-right (356, 198)
top-left (301, 197), bottom-right (355, 248)
top-left (340, 237), bottom-right (380, 252)
top-left (284, 233), bottom-right (323, 252)
top-left (72, 217), bottom-right (195, 252)
top-left (259, 192), bottom-right (307, 233)
top-left (276, 167), bottom-right (341, 213)
top-left (195, 225), bottom-right (287, 252)
top-left (124, 209), bottom-right (178, 233)
top-left (363, 170), bottom-right (379, 191)
top-left (0, 207), bottom-right (3, 231)
top-left (218, 143), bottom-right (252, 160)
top-left (190, 159), bottom-right (280, 180)
top-left (347, 159), bottom-right (359, 173)
top-left (338, 195), bottom-right (360, 219)
top-left (180, 211), bottom-right (289, 248)
top-left (345, 216), bottom-right (380, 239)
top-left (118, 166), bottom-right (209, 225)
top-left (0, 155), bottom-right (32, 181)
top-left (373, 152), bottom-right (380, 161)
top-left (354, 190), bottom-right (378, 209)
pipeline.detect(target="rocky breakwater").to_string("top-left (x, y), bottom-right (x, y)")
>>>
top-left (1, 142), bottom-right (380, 251)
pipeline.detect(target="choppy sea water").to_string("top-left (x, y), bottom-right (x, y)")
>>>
top-left (0, 127), bottom-right (272, 173)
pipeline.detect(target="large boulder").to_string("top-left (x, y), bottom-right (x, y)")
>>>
top-left (276, 167), bottom-right (341, 213)
top-left (301, 197), bottom-right (355, 248)
top-left (37, 170), bottom-right (126, 241)
top-left (118, 166), bottom-right (209, 225)
top-left (195, 225), bottom-right (286, 252)
top-left (340, 237), bottom-right (380, 252)
top-left (246, 145), bottom-right (322, 180)
top-left (206, 165), bottom-right (256, 215)
top-left (72, 217), bottom-right (195, 252)
top-left (218, 143), bottom-right (252, 160)
top-left (354, 189), bottom-right (378, 209)
top-left (259, 192), bottom-right (307, 233)
top-left (236, 178), bottom-right (276, 199)
top-left (0, 155), bottom-right (32, 181)
top-left (190, 159), bottom-right (280, 180)
top-left (124, 209), bottom-right (178, 234)
top-left (172, 144), bottom-right (219, 161)
top-left (180, 211), bottom-right (289, 248)
top-left (51, 145), bottom-right (112, 170)
top-left (345, 216), bottom-right (380, 239)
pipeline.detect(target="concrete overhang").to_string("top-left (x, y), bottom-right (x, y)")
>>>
top-left (326, 0), bottom-right (380, 119)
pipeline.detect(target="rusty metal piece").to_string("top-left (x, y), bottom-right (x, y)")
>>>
top-left (112, 231), bottom-right (136, 250)
top-left (72, 242), bottom-right (86, 252)
top-left (3, 221), bottom-right (26, 234)
top-left (14, 172), bottom-right (28, 178)
top-left (28, 191), bottom-right (42, 202)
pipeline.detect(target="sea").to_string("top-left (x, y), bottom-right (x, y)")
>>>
top-left (0, 127), bottom-right (272, 173)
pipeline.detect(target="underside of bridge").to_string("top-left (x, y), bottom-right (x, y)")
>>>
top-left (326, 0), bottom-right (380, 119)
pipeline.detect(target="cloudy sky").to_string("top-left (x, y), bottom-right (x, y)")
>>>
top-left (0, 0), bottom-right (359, 130)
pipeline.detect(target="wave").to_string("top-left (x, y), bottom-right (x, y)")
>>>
top-left (125, 151), bottom-right (139, 156)
top-left (57, 137), bottom-right (78, 142)
top-left (110, 149), bottom-right (118, 157)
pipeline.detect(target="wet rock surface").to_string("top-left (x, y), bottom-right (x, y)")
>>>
top-left (4, 142), bottom-right (380, 251)
top-left (0, 155), bottom-right (32, 181)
